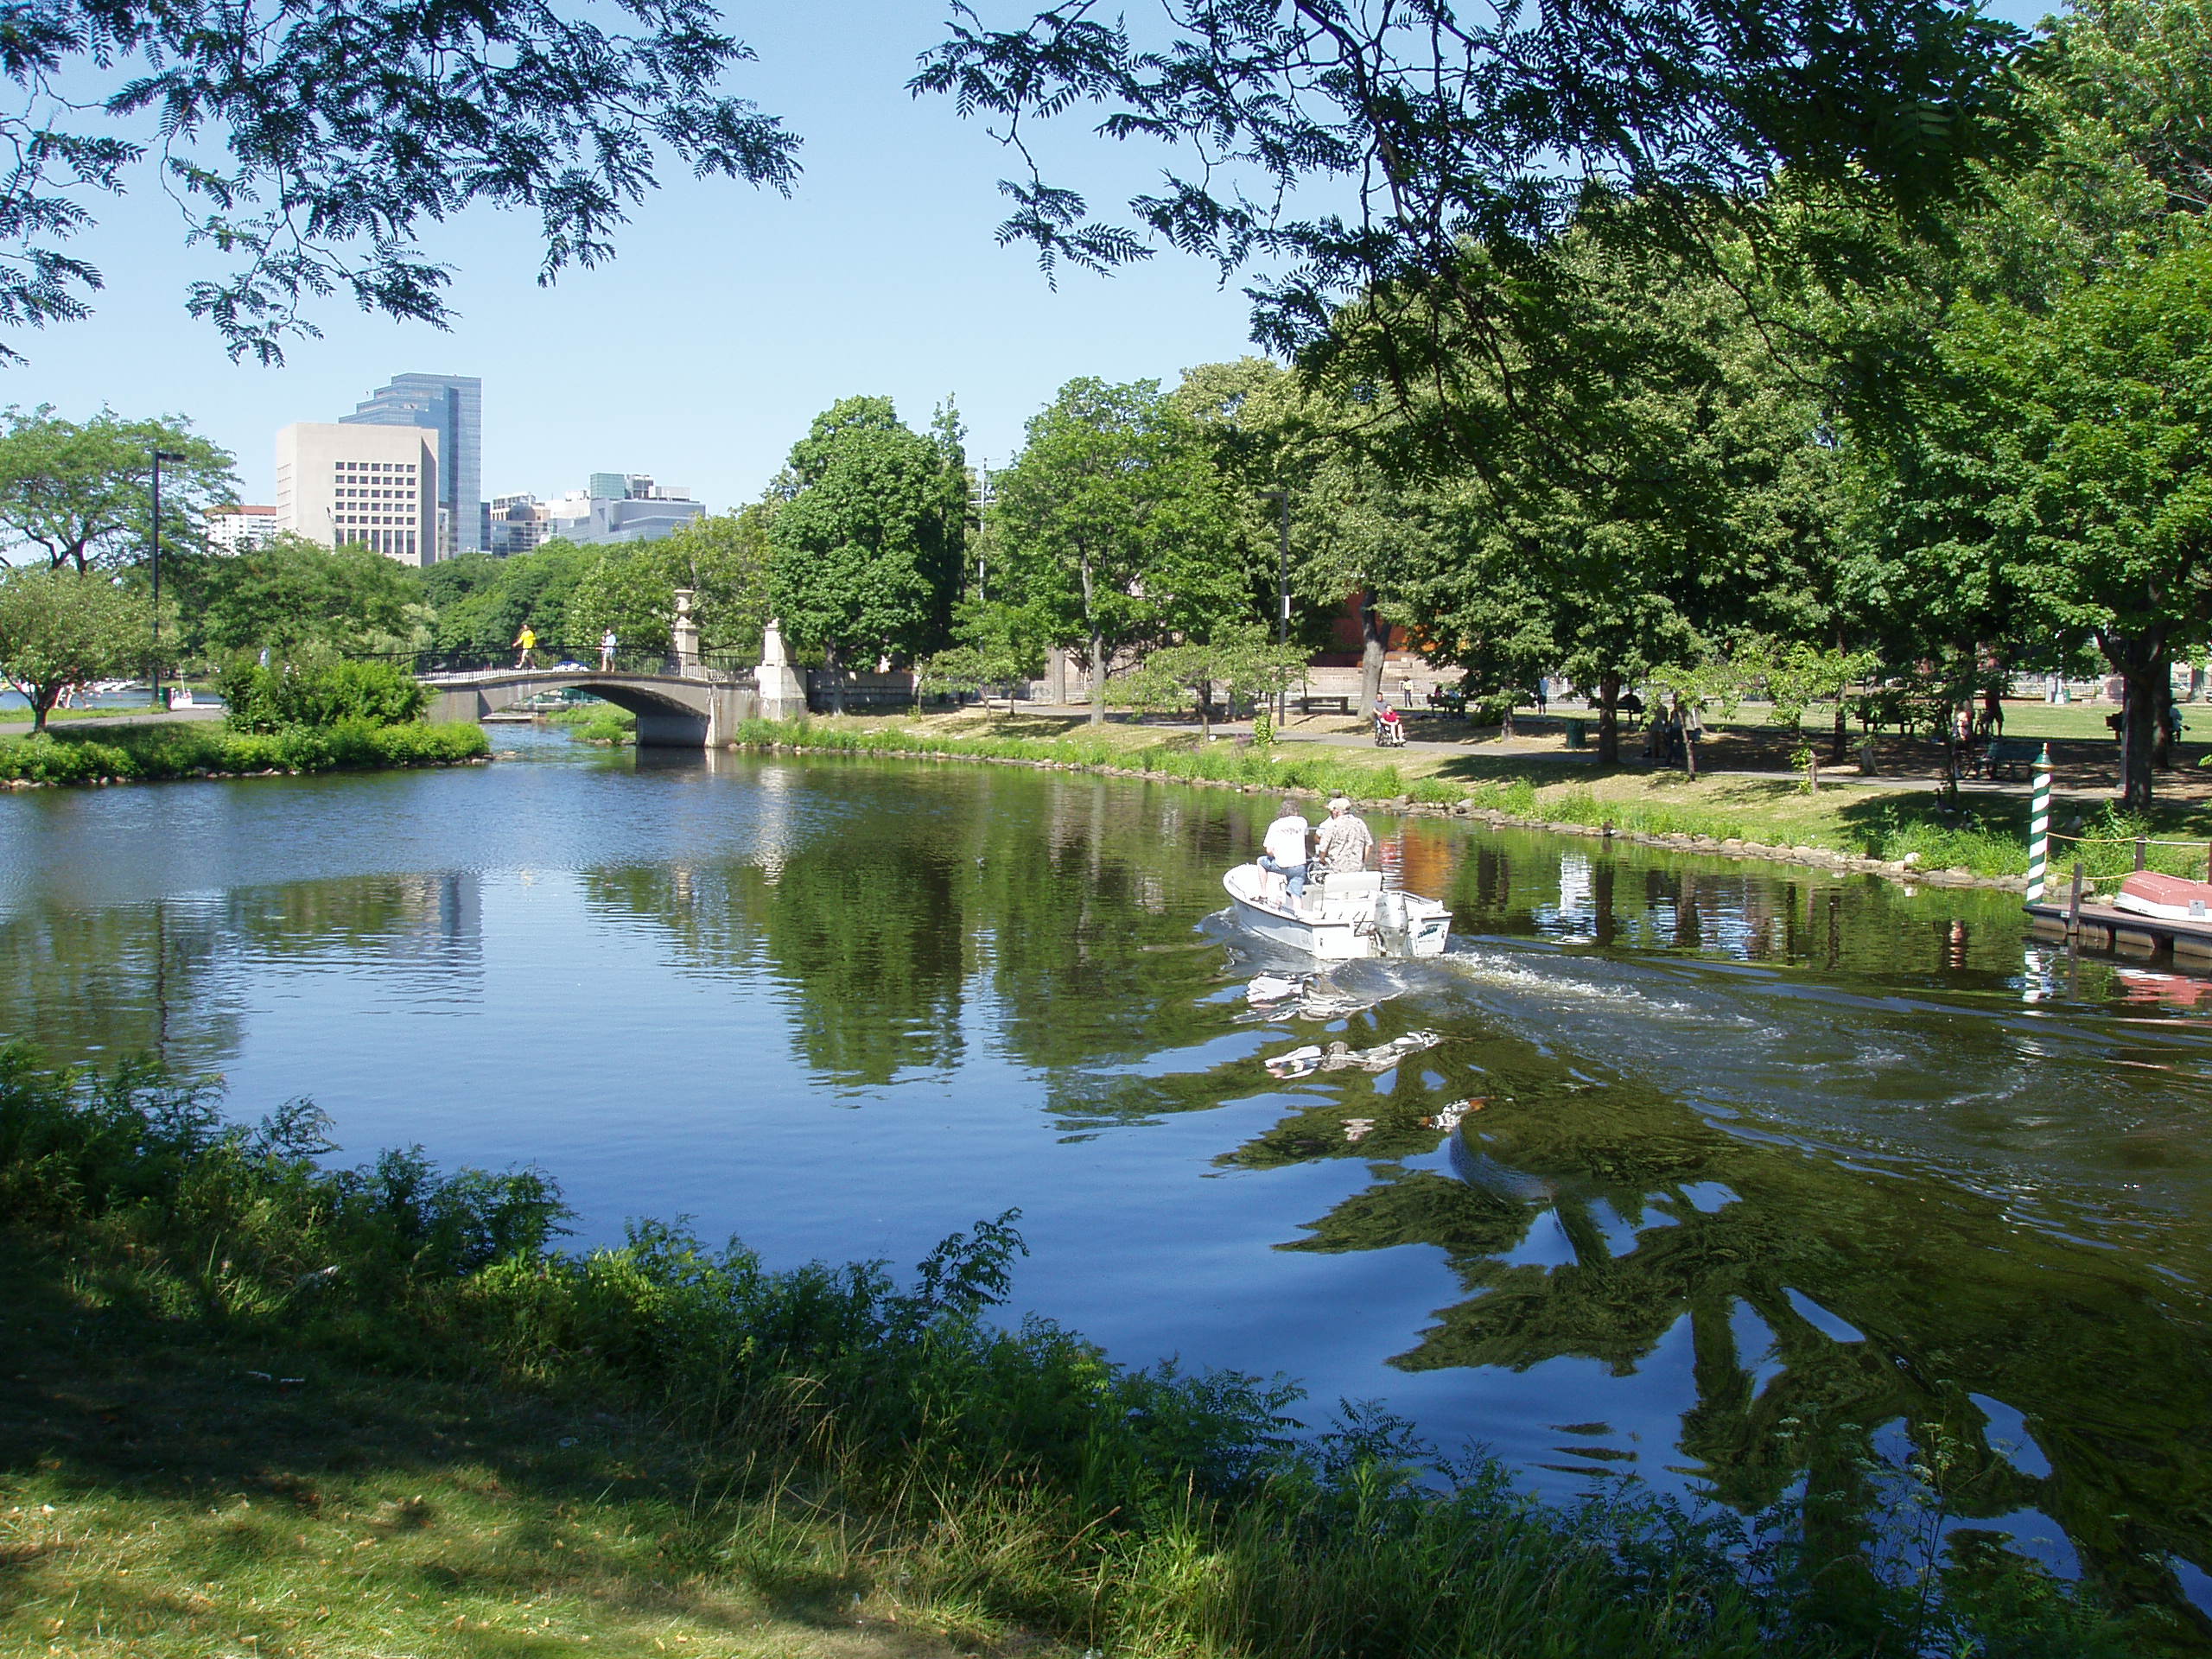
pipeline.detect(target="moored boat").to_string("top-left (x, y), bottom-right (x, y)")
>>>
top-left (1222, 863), bottom-right (1452, 959)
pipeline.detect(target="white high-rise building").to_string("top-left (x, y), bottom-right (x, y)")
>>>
top-left (275, 423), bottom-right (441, 565)
top-left (205, 504), bottom-right (276, 553)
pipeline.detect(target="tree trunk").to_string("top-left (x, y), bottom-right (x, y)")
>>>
top-left (1080, 550), bottom-right (1104, 726)
top-left (1197, 679), bottom-right (1211, 740)
top-left (2103, 632), bottom-right (2163, 810)
top-left (1597, 671), bottom-right (1620, 766)
top-left (30, 688), bottom-right (53, 734)
top-left (1829, 702), bottom-right (1850, 766)
top-left (824, 643), bottom-right (845, 715)
top-left (1358, 590), bottom-right (1387, 715)
top-left (2155, 671), bottom-right (2177, 771)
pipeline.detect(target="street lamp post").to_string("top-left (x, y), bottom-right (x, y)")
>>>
top-left (1259, 488), bottom-right (1291, 726)
top-left (149, 448), bottom-right (187, 708)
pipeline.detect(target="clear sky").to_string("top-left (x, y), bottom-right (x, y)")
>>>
top-left (1, 0), bottom-right (2059, 515)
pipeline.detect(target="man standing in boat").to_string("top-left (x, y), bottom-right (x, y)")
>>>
top-left (1313, 794), bottom-right (1374, 874)
top-left (1259, 799), bottom-right (1313, 905)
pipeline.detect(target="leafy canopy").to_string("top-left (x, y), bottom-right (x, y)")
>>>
top-left (0, 0), bottom-right (799, 361)
top-left (0, 568), bottom-right (151, 730)
top-left (0, 407), bottom-right (235, 574)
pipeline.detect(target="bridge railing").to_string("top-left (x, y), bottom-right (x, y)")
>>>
top-left (352, 646), bottom-right (696, 678)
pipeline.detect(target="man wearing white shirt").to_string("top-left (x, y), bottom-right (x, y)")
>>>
top-left (1259, 799), bottom-right (1313, 904)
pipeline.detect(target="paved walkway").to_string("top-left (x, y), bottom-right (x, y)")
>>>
top-left (0, 705), bottom-right (225, 738)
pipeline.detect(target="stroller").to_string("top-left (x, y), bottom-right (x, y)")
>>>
top-left (1373, 700), bottom-right (1408, 747)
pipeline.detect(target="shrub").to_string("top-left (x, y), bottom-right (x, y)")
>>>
top-left (0, 1046), bottom-right (2139, 1659)
top-left (0, 721), bottom-right (487, 785)
top-left (218, 658), bottom-right (429, 733)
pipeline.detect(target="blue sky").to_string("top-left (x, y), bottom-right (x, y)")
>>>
top-left (3, 0), bottom-right (2057, 514)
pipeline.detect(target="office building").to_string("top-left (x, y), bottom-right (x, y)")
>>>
top-left (274, 423), bottom-right (440, 565)
top-left (204, 504), bottom-right (276, 554)
top-left (340, 373), bottom-right (483, 556)
top-left (488, 493), bottom-right (554, 556)
top-left (543, 474), bottom-right (705, 545)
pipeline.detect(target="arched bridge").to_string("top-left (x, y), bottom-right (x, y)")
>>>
top-left (422, 666), bottom-right (760, 747)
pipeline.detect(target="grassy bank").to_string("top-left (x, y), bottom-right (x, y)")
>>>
top-left (730, 713), bottom-right (2212, 885)
top-left (0, 1048), bottom-right (2145, 1658)
top-left (546, 700), bottom-right (639, 745)
top-left (0, 719), bottom-right (489, 785)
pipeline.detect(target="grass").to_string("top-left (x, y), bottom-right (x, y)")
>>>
top-left (731, 711), bottom-right (2212, 881)
top-left (0, 1048), bottom-right (2150, 1658)
top-left (546, 700), bottom-right (639, 745)
top-left (0, 720), bottom-right (489, 785)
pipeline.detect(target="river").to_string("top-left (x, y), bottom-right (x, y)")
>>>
top-left (3, 728), bottom-right (2208, 1637)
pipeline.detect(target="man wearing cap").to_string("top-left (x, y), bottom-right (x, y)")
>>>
top-left (1313, 794), bottom-right (1375, 874)
top-left (1258, 798), bottom-right (1313, 905)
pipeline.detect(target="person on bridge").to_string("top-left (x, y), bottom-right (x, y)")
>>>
top-left (599, 628), bottom-right (618, 672)
top-left (513, 623), bottom-right (538, 670)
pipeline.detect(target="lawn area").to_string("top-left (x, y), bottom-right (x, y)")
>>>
top-left (0, 1232), bottom-right (981, 1659)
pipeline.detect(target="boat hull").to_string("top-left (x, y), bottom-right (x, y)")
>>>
top-left (1223, 865), bottom-right (1452, 959)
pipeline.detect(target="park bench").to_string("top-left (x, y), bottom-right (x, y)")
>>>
top-left (1979, 737), bottom-right (2045, 780)
top-left (1300, 694), bottom-right (1354, 715)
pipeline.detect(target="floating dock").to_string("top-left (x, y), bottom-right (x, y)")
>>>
top-left (2025, 899), bottom-right (2212, 964)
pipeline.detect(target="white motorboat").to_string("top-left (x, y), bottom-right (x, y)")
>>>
top-left (1223, 864), bottom-right (1452, 959)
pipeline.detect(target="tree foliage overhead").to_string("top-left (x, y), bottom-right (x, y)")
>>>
top-left (0, 0), bottom-right (799, 362)
top-left (914, 0), bottom-right (2026, 440)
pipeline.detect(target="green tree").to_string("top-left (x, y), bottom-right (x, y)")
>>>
top-left (197, 535), bottom-right (426, 658)
top-left (1122, 625), bottom-right (1307, 738)
top-left (991, 378), bottom-right (1246, 725)
top-left (914, 0), bottom-right (2024, 460)
top-left (422, 541), bottom-right (596, 654)
top-left (767, 397), bottom-right (965, 707)
top-left (0, 407), bottom-right (234, 574)
top-left (1949, 244), bottom-right (2212, 809)
top-left (0, 0), bottom-right (798, 362)
top-left (0, 568), bottom-right (151, 730)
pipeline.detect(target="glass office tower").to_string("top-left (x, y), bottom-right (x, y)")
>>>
top-left (340, 374), bottom-right (483, 557)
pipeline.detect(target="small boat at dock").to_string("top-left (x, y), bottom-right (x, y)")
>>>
top-left (1223, 864), bottom-right (1452, 959)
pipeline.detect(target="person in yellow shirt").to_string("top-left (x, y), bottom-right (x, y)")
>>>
top-left (513, 623), bottom-right (538, 669)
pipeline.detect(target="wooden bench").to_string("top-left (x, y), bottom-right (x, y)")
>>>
top-left (1980, 738), bottom-right (2044, 780)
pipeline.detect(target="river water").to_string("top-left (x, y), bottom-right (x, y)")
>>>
top-left (3, 729), bottom-right (2208, 1634)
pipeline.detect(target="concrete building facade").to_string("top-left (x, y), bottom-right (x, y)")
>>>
top-left (340, 373), bottom-right (483, 556)
top-left (274, 423), bottom-right (441, 565)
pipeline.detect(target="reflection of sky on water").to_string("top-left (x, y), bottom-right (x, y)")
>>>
top-left (3, 736), bottom-right (2209, 1631)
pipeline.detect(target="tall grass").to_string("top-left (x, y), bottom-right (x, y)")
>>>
top-left (0, 1046), bottom-right (2132, 1658)
top-left (0, 720), bottom-right (488, 785)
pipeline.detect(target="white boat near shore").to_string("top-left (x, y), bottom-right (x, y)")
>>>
top-left (1222, 864), bottom-right (1452, 959)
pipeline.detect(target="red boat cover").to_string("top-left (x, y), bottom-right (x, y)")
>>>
top-left (2120, 872), bottom-right (2212, 907)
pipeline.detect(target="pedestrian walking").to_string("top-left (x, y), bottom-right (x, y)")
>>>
top-left (599, 628), bottom-right (618, 672)
top-left (513, 623), bottom-right (538, 669)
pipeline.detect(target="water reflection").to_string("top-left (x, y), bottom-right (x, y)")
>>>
top-left (1, 752), bottom-right (2208, 1638)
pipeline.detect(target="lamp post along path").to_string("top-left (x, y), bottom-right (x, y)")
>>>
top-left (149, 449), bottom-right (187, 708)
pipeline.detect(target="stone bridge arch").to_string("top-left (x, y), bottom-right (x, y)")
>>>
top-left (422, 669), bottom-right (758, 747)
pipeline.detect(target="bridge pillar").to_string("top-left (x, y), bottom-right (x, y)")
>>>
top-left (758, 620), bottom-right (807, 721)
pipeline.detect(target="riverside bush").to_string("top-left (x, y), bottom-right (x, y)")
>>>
top-left (0, 720), bottom-right (487, 784)
top-left (217, 658), bottom-right (430, 733)
top-left (0, 1045), bottom-right (2139, 1659)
